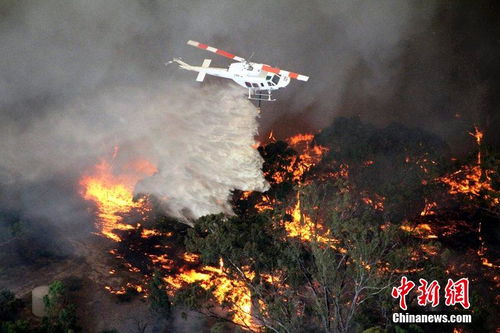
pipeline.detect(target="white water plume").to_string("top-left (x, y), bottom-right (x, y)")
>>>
top-left (0, 82), bottom-right (269, 224)
top-left (134, 84), bottom-right (270, 221)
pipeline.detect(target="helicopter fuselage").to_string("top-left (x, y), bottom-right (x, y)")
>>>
top-left (192, 61), bottom-right (290, 91)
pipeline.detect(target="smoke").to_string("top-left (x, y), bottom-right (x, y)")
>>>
top-left (0, 0), bottom-right (498, 229)
top-left (1, 81), bottom-right (268, 223)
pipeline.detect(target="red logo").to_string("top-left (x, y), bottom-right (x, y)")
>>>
top-left (392, 277), bottom-right (470, 310)
top-left (392, 276), bottom-right (415, 310)
top-left (417, 279), bottom-right (440, 307)
top-left (444, 278), bottom-right (470, 309)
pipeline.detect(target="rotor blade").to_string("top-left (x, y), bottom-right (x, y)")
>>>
top-left (260, 64), bottom-right (309, 82)
top-left (187, 40), bottom-right (245, 62)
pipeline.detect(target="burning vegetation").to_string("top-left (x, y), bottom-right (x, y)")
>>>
top-left (76, 117), bottom-right (498, 332)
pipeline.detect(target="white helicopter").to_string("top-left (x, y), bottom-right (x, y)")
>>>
top-left (167, 40), bottom-right (309, 102)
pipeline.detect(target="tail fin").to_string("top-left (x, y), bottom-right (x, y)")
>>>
top-left (171, 57), bottom-right (191, 70)
top-left (196, 59), bottom-right (212, 82)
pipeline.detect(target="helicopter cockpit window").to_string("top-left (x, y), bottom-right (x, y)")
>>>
top-left (266, 75), bottom-right (272, 81)
top-left (252, 83), bottom-right (259, 88)
top-left (245, 82), bottom-right (252, 88)
top-left (272, 75), bottom-right (280, 85)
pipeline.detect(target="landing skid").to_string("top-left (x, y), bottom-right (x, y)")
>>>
top-left (247, 89), bottom-right (275, 102)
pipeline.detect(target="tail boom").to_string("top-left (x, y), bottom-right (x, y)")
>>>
top-left (169, 58), bottom-right (231, 80)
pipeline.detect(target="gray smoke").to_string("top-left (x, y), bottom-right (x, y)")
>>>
top-left (1, 81), bottom-right (268, 223)
top-left (1, 0), bottom-right (495, 229)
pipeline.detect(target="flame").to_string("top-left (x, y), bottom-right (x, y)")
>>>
top-left (439, 127), bottom-right (499, 206)
top-left (361, 192), bottom-right (385, 211)
top-left (285, 133), bottom-right (329, 183)
top-left (105, 282), bottom-right (146, 298)
top-left (268, 130), bottom-right (276, 142)
top-left (254, 195), bottom-right (276, 212)
top-left (165, 261), bottom-right (256, 329)
top-left (284, 193), bottom-right (341, 249)
top-left (400, 222), bottom-right (438, 239)
top-left (80, 157), bottom-right (157, 241)
top-left (81, 154), bottom-right (259, 329)
top-left (182, 252), bottom-right (200, 263)
top-left (420, 200), bottom-right (437, 216)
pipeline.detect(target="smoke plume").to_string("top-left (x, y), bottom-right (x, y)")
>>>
top-left (0, 81), bottom-right (268, 223)
top-left (1, 0), bottom-right (498, 231)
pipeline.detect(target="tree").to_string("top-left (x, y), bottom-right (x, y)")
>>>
top-left (0, 289), bottom-right (20, 321)
top-left (314, 117), bottom-right (449, 222)
top-left (42, 281), bottom-right (77, 333)
top-left (181, 181), bottom-right (413, 333)
top-left (149, 270), bottom-right (172, 317)
top-left (0, 320), bottom-right (30, 333)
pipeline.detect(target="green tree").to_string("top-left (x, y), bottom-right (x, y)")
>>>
top-left (181, 181), bottom-right (412, 333)
top-left (42, 281), bottom-right (77, 333)
top-left (149, 270), bottom-right (172, 317)
top-left (0, 320), bottom-right (30, 333)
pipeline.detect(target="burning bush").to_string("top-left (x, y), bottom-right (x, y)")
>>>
top-left (76, 117), bottom-right (498, 332)
top-left (181, 181), bottom-right (416, 332)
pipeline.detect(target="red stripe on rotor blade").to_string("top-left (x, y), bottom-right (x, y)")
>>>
top-left (198, 43), bottom-right (208, 49)
top-left (262, 65), bottom-right (280, 74)
top-left (289, 72), bottom-right (299, 79)
top-left (217, 49), bottom-right (237, 59)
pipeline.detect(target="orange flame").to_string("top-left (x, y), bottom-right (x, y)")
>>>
top-left (439, 127), bottom-right (498, 206)
top-left (164, 260), bottom-right (256, 329)
top-left (80, 157), bottom-right (157, 241)
top-left (400, 222), bottom-right (438, 239)
top-left (420, 200), bottom-right (437, 216)
top-left (285, 133), bottom-right (329, 183)
top-left (284, 193), bottom-right (341, 250)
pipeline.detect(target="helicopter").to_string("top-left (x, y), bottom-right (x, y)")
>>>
top-left (167, 40), bottom-right (309, 102)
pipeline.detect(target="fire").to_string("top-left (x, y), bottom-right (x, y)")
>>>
top-left (361, 192), bottom-right (385, 211)
top-left (81, 153), bottom-right (260, 329)
top-left (439, 127), bottom-right (499, 206)
top-left (80, 126), bottom-right (498, 331)
top-left (400, 222), bottom-right (438, 239)
top-left (105, 282), bottom-right (146, 297)
top-left (164, 260), bottom-right (256, 329)
top-left (268, 130), bottom-right (276, 142)
top-left (284, 193), bottom-right (341, 249)
top-left (420, 200), bottom-right (437, 216)
top-left (80, 156), bottom-right (157, 241)
top-left (285, 133), bottom-right (329, 183)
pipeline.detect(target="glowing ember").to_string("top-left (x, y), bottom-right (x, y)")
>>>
top-left (477, 222), bottom-right (500, 269)
top-left (361, 192), bottom-right (385, 211)
top-left (400, 222), bottom-right (438, 239)
top-left (254, 195), bottom-right (276, 212)
top-left (420, 200), bottom-right (437, 216)
top-left (439, 127), bottom-right (499, 206)
top-left (105, 282), bottom-right (147, 298)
